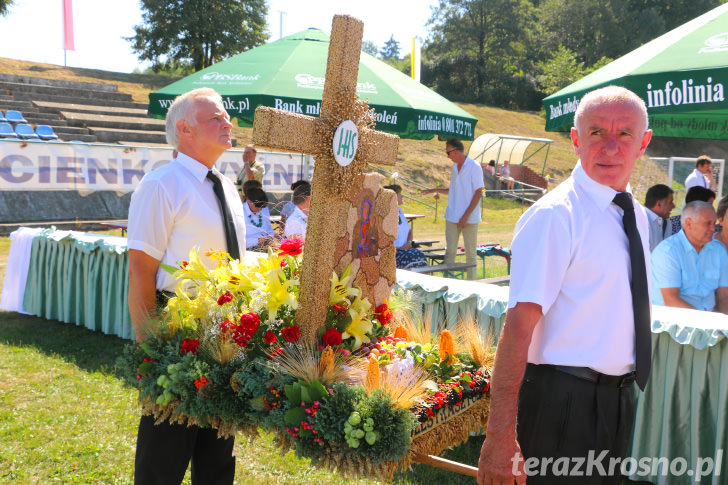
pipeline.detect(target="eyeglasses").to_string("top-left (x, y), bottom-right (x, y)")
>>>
top-left (446, 149), bottom-right (455, 155)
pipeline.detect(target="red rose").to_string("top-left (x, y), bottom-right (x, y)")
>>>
top-left (281, 325), bottom-right (301, 342)
top-left (264, 331), bottom-right (277, 344)
top-left (279, 238), bottom-right (304, 256)
top-left (321, 328), bottom-right (343, 347)
top-left (239, 313), bottom-right (260, 335)
top-left (180, 338), bottom-right (200, 355)
top-left (217, 291), bottom-right (233, 305)
top-left (194, 376), bottom-right (210, 393)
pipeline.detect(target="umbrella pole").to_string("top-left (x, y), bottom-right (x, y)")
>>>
top-left (411, 452), bottom-right (478, 477)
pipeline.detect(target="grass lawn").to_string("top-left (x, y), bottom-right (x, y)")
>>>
top-left (0, 200), bottom-right (523, 483)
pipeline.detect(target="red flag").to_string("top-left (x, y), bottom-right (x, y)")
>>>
top-left (63, 0), bottom-right (74, 51)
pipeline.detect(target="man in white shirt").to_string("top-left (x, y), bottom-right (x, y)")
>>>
top-left (422, 138), bottom-right (484, 279)
top-left (684, 155), bottom-right (713, 191)
top-left (284, 183), bottom-right (310, 240)
top-left (127, 88), bottom-right (244, 485)
top-left (478, 86), bottom-right (653, 485)
top-left (644, 184), bottom-right (675, 251)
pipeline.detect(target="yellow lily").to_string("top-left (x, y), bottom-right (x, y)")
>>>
top-left (329, 266), bottom-right (359, 305)
top-left (343, 293), bottom-right (373, 349)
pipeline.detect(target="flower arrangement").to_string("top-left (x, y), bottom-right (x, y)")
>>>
top-left (117, 240), bottom-right (493, 480)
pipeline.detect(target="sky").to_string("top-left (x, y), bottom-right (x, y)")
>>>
top-left (0, 0), bottom-right (438, 73)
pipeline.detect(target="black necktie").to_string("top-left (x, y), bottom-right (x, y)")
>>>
top-left (661, 218), bottom-right (668, 237)
top-left (206, 171), bottom-right (241, 260)
top-left (613, 192), bottom-right (651, 390)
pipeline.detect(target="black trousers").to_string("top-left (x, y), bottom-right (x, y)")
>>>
top-left (516, 364), bottom-right (636, 485)
top-left (134, 414), bottom-right (235, 485)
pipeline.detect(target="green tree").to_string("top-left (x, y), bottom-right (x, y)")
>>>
top-left (0, 0), bottom-right (13, 16)
top-left (424, 0), bottom-right (539, 108)
top-left (128, 0), bottom-right (268, 72)
top-left (361, 40), bottom-right (379, 57)
top-left (535, 45), bottom-right (611, 95)
top-left (379, 35), bottom-right (401, 59)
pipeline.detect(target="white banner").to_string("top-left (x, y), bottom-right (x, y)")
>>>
top-left (0, 140), bottom-right (312, 191)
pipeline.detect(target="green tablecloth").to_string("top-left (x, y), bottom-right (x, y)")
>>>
top-left (628, 305), bottom-right (728, 484)
top-left (23, 228), bottom-right (133, 340)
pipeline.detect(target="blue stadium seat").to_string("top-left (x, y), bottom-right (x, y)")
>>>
top-left (35, 125), bottom-right (59, 140)
top-left (14, 123), bottom-right (39, 139)
top-left (0, 110), bottom-right (6, 122)
top-left (5, 110), bottom-right (27, 124)
top-left (0, 122), bottom-right (16, 138)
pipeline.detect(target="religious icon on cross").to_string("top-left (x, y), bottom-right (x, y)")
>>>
top-left (252, 15), bottom-right (400, 343)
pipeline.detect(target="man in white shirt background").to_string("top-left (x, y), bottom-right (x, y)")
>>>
top-left (284, 183), bottom-right (310, 240)
top-left (684, 155), bottom-right (714, 191)
top-left (644, 184), bottom-right (675, 251)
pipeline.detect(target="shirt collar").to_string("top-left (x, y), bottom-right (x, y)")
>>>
top-left (645, 208), bottom-right (662, 224)
top-left (572, 160), bottom-right (633, 212)
top-left (176, 151), bottom-right (217, 183)
top-left (676, 229), bottom-right (698, 255)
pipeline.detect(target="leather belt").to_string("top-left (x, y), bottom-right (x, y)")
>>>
top-left (534, 364), bottom-right (635, 388)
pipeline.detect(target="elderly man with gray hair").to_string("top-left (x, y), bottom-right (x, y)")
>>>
top-left (651, 201), bottom-right (728, 312)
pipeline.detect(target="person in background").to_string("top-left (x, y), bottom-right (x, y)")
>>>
top-left (644, 184), bottom-right (675, 251)
top-left (241, 179), bottom-right (262, 201)
top-left (280, 180), bottom-right (311, 222)
top-left (714, 196), bottom-right (728, 253)
top-left (651, 201), bottom-right (728, 313)
top-left (421, 138), bottom-right (484, 280)
top-left (284, 183), bottom-right (311, 240)
top-left (485, 160), bottom-right (496, 176)
top-left (667, 186), bottom-right (716, 236)
top-left (499, 160), bottom-right (515, 190)
top-left (385, 184), bottom-right (427, 269)
top-left (684, 155), bottom-right (714, 191)
top-left (236, 144), bottom-right (265, 197)
top-left (127, 87), bottom-right (243, 484)
top-left (243, 187), bottom-right (276, 251)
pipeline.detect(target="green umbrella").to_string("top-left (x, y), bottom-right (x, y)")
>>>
top-left (543, 3), bottom-right (728, 140)
top-left (149, 28), bottom-right (477, 140)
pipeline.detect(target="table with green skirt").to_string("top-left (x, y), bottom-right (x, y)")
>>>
top-left (8, 228), bottom-right (728, 483)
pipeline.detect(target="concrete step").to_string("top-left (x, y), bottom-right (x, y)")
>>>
top-left (0, 81), bottom-right (132, 103)
top-left (23, 112), bottom-right (60, 122)
top-left (88, 126), bottom-right (167, 144)
top-left (0, 73), bottom-right (118, 92)
top-left (59, 133), bottom-right (98, 143)
top-left (0, 99), bottom-right (35, 111)
top-left (14, 92), bottom-right (147, 110)
top-left (33, 100), bottom-right (148, 117)
top-left (0, 94), bottom-right (14, 101)
top-left (27, 118), bottom-right (69, 128)
top-left (53, 125), bottom-right (94, 136)
top-left (61, 111), bottom-right (165, 132)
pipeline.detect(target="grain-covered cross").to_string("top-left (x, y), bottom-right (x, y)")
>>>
top-left (252, 15), bottom-right (400, 344)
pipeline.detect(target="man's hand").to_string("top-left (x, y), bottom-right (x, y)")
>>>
top-left (458, 214), bottom-right (468, 229)
top-left (478, 438), bottom-right (526, 485)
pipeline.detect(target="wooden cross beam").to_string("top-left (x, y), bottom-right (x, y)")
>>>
top-left (253, 14), bottom-right (399, 343)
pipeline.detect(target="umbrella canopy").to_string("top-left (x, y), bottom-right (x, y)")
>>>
top-left (543, 3), bottom-right (728, 140)
top-left (149, 28), bottom-right (477, 140)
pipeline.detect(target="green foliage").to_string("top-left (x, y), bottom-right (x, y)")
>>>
top-left (314, 382), bottom-right (364, 448)
top-left (361, 40), bottom-right (379, 57)
top-left (353, 391), bottom-right (417, 463)
top-left (128, 0), bottom-right (269, 71)
top-left (535, 45), bottom-right (613, 96)
top-left (0, 0), bottom-right (13, 16)
top-left (379, 34), bottom-right (401, 60)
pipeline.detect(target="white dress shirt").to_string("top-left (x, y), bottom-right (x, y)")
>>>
top-left (284, 206), bottom-right (308, 239)
top-left (685, 168), bottom-right (710, 190)
top-left (645, 207), bottom-right (669, 252)
top-left (445, 156), bottom-right (485, 225)
top-left (127, 152), bottom-right (246, 292)
top-left (508, 161), bottom-right (651, 376)
top-left (394, 208), bottom-right (409, 248)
